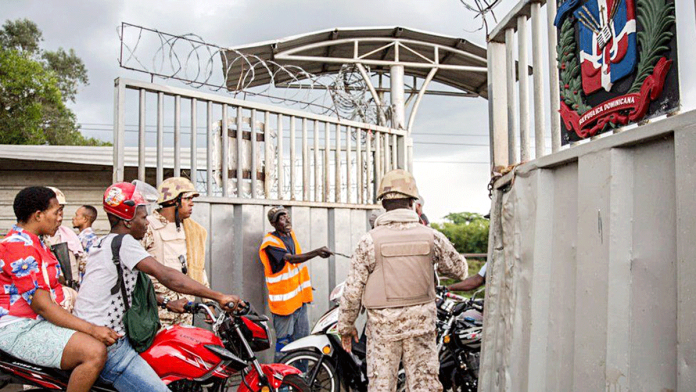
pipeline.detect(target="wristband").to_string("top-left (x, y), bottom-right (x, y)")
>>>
top-left (161, 297), bottom-right (170, 310)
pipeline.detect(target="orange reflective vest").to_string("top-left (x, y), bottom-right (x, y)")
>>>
top-left (258, 231), bottom-right (313, 316)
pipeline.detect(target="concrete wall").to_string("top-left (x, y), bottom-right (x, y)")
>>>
top-left (479, 110), bottom-right (696, 392)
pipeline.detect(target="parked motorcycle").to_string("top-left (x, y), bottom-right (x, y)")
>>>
top-left (0, 301), bottom-right (308, 392)
top-left (435, 287), bottom-right (484, 392)
top-left (279, 283), bottom-right (369, 392)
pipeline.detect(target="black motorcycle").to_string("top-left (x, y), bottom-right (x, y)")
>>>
top-left (435, 287), bottom-right (484, 392)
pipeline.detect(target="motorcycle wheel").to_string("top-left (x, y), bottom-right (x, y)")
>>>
top-left (280, 350), bottom-right (339, 392)
top-left (278, 373), bottom-right (311, 392)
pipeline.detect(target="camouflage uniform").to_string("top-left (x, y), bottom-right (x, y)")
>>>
top-left (142, 210), bottom-right (208, 326)
top-left (338, 211), bottom-right (468, 392)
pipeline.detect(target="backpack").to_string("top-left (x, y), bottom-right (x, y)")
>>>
top-left (110, 234), bottom-right (161, 353)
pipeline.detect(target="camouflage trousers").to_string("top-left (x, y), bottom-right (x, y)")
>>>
top-left (366, 331), bottom-right (442, 392)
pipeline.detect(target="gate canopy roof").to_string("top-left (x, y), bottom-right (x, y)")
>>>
top-left (222, 26), bottom-right (488, 98)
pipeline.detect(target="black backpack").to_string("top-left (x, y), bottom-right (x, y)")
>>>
top-left (110, 234), bottom-right (161, 353)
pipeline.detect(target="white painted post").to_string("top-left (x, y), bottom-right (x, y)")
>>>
top-left (314, 120), bottom-right (320, 202)
top-left (547, 0), bottom-right (562, 152)
top-left (278, 114), bottom-right (284, 200)
top-left (302, 118), bottom-right (309, 201)
top-left (190, 98), bottom-right (197, 186)
top-left (264, 111), bottom-right (272, 199)
top-left (366, 131), bottom-right (373, 203)
top-left (335, 124), bottom-right (342, 203)
top-left (236, 107), bottom-right (243, 197)
top-left (518, 16), bottom-right (531, 162)
top-left (113, 78), bottom-right (126, 183)
top-left (138, 89), bottom-right (146, 181)
top-left (221, 104), bottom-right (229, 197)
top-left (174, 95), bottom-right (181, 177)
top-left (346, 126), bottom-right (352, 203)
top-left (357, 129), bottom-right (363, 204)
top-left (290, 116), bottom-right (296, 200)
top-left (156, 92), bottom-right (164, 185)
top-left (487, 41), bottom-right (509, 169)
top-left (250, 108), bottom-right (258, 199)
top-left (505, 28), bottom-right (518, 165)
top-left (324, 122), bottom-right (330, 202)
top-left (206, 101), bottom-right (213, 195)
top-left (532, 2), bottom-right (547, 159)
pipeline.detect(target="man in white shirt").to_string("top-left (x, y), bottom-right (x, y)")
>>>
top-left (74, 181), bottom-right (240, 392)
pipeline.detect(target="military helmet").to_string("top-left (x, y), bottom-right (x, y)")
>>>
top-left (157, 177), bottom-right (199, 205)
top-left (47, 187), bottom-right (67, 205)
top-left (377, 169), bottom-right (420, 200)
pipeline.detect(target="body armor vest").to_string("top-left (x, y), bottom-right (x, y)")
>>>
top-left (363, 224), bottom-right (435, 309)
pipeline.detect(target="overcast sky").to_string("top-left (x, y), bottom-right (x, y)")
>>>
top-left (3, 0), bottom-right (695, 221)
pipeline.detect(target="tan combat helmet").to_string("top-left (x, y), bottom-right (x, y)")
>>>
top-left (157, 177), bottom-right (199, 205)
top-left (47, 187), bottom-right (67, 205)
top-left (377, 169), bottom-right (420, 200)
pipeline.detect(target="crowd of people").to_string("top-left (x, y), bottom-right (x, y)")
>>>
top-left (0, 169), bottom-right (477, 392)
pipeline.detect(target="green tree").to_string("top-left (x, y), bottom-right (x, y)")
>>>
top-left (432, 212), bottom-right (489, 283)
top-left (0, 18), bottom-right (102, 146)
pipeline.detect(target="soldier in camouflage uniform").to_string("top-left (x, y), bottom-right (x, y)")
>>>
top-left (338, 169), bottom-right (469, 392)
top-left (142, 177), bottom-right (210, 327)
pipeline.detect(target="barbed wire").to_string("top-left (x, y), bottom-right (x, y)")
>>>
top-left (117, 22), bottom-right (390, 125)
top-left (459, 0), bottom-right (503, 35)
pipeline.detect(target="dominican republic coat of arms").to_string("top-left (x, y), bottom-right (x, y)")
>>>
top-left (554, 0), bottom-right (679, 143)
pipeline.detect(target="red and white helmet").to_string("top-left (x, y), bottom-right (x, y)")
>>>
top-left (103, 180), bottom-right (159, 221)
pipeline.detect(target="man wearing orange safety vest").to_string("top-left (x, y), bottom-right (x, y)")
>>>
top-left (259, 206), bottom-right (332, 360)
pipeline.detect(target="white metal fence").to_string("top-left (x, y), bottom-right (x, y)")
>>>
top-left (112, 78), bottom-right (406, 205)
top-left (487, 0), bottom-right (561, 167)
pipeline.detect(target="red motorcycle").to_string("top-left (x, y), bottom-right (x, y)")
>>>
top-left (0, 302), bottom-right (308, 392)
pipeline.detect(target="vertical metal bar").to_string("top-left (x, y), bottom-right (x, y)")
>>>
top-left (290, 116), bottom-right (296, 200)
top-left (236, 106), bottom-right (243, 197)
top-left (313, 120), bottom-right (320, 202)
top-left (113, 78), bottom-right (126, 183)
top-left (206, 101), bottom-right (213, 195)
top-left (138, 89), bottom-right (146, 181)
top-left (366, 131), bottom-right (372, 203)
top-left (335, 124), bottom-right (342, 203)
top-left (375, 130), bottom-right (382, 187)
top-left (221, 104), bottom-right (229, 197)
top-left (383, 133), bottom-right (390, 173)
top-left (487, 41), bottom-right (509, 169)
top-left (518, 16), bottom-right (531, 162)
top-left (302, 118), bottom-right (309, 201)
top-left (278, 114), bottom-right (284, 200)
top-left (250, 108), bottom-right (258, 199)
top-left (532, 3), bottom-right (547, 159)
top-left (346, 126), bottom-right (352, 203)
top-left (505, 28), bottom-right (518, 164)
top-left (174, 95), bottom-right (181, 177)
top-left (324, 122), bottom-right (330, 202)
top-left (357, 129), bottom-right (363, 204)
top-left (392, 134), bottom-right (398, 170)
top-left (190, 98), bottom-right (197, 187)
top-left (547, 0), bottom-right (562, 152)
top-left (264, 111), bottom-right (272, 199)
top-left (156, 92), bottom-right (164, 185)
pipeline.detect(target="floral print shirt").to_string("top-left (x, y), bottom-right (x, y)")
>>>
top-left (0, 226), bottom-right (65, 319)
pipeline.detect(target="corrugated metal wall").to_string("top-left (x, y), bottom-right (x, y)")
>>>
top-left (479, 110), bottom-right (696, 391)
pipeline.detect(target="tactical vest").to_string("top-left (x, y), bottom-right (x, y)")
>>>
top-left (258, 231), bottom-right (313, 316)
top-left (363, 224), bottom-right (435, 309)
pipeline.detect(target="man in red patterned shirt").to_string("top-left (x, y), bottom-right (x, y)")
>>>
top-left (0, 187), bottom-right (119, 392)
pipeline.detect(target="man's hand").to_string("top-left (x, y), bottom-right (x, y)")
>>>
top-left (315, 246), bottom-right (333, 259)
top-left (217, 294), bottom-right (242, 312)
top-left (341, 327), bottom-right (359, 353)
top-left (88, 325), bottom-right (121, 346)
top-left (166, 298), bottom-right (189, 314)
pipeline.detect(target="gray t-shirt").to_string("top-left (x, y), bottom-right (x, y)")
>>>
top-left (74, 234), bottom-right (150, 335)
